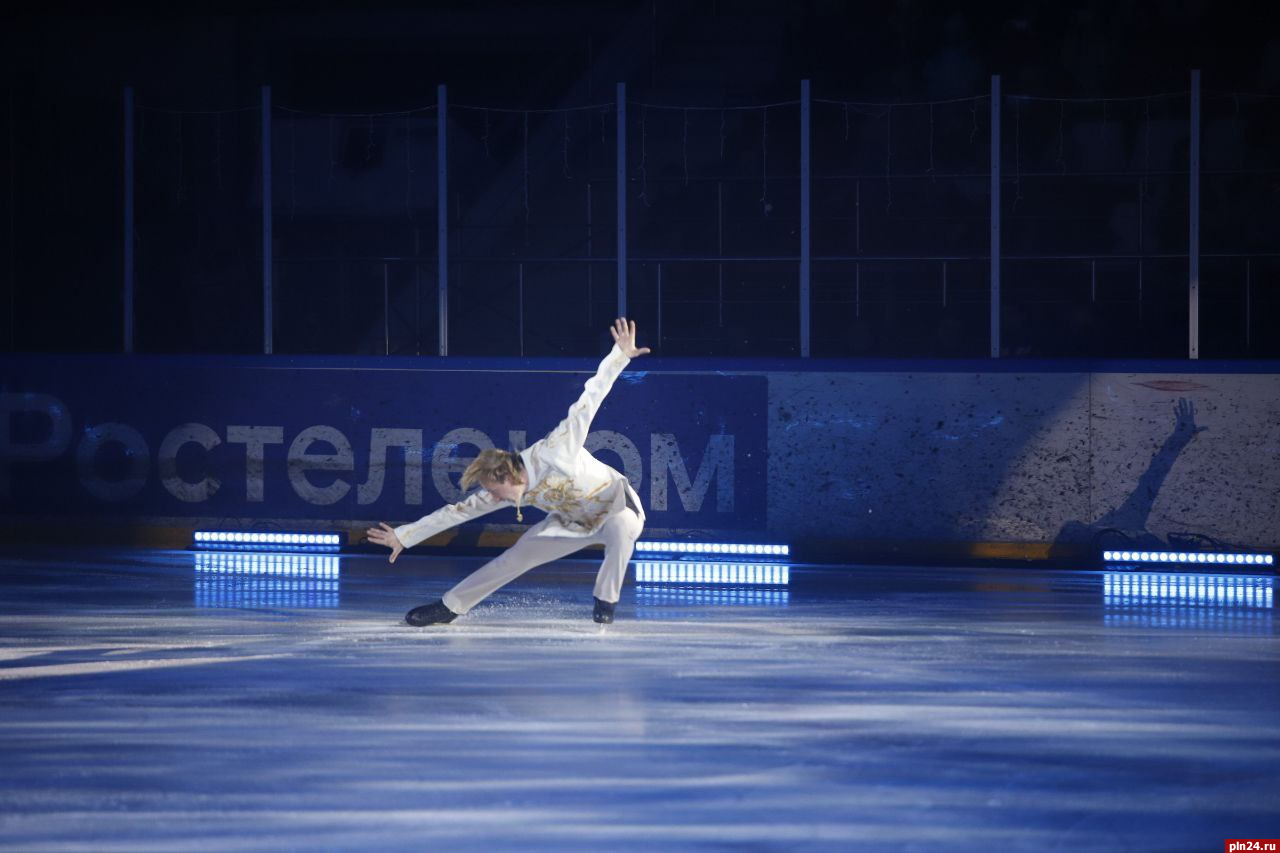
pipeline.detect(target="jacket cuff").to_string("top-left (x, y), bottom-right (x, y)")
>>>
top-left (393, 523), bottom-right (418, 549)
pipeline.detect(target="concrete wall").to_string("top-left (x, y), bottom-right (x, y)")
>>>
top-left (768, 368), bottom-right (1279, 559)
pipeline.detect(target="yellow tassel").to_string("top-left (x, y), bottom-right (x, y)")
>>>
top-left (516, 495), bottom-right (523, 523)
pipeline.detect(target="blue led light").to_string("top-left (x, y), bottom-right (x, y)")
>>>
top-left (634, 540), bottom-right (790, 559)
top-left (194, 552), bottom-right (340, 609)
top-left (194, 552), bottom-right (341, 577)
top-left (634, 561), bottom-right (789, 587)
top-left (193, 530), bottom-right (342, 552)
top-left (1102, 549), bottom-right (1274, 569)
top-left (1104, 571), bottom-right (1273, 610)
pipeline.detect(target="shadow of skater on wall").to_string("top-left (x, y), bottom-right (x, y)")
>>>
top-left (1055, 398), bottom-right (1208, 555)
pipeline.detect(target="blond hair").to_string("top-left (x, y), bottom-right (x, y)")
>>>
top-left (461, 449), bottom-right (524, 491)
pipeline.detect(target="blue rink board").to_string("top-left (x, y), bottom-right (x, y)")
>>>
top-left (1, 354), bottom-right (767, 531)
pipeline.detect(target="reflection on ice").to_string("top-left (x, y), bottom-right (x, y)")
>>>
top-left (3, 547), bottom-right (1278, 851)
top-left (194, 576), bottom-right (340, 609)
top-left (1103, 571), bottom-right (1273, 608)
top-left (1103, 571), bottom-right (1274, 633)
top-left (628, 559), bottom-right (791, 617)
top-left (634, 584), bottom-right (789, 618)
top-left (193, 552), bottom-right (341, 608)
top-left (633, 561), bottom-right (789, 586)
top-left (194, 552), bottom-right (341, 577)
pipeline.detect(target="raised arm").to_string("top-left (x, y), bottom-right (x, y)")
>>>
top-left (543, 319), bottom-right (649, 456)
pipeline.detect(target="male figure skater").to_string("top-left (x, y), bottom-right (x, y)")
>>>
top-left (367, 317), bottom-right (652, 625)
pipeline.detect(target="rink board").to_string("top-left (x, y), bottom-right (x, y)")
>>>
top-left (2, 353), bottom-right (1279, 554)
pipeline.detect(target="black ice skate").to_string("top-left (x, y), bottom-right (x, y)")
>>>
top-left (405, 599), bottom-right (459, 627)
top-left (593, 597), bottom-right (616, 624)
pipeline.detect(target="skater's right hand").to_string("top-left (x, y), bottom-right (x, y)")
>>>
top-left (366, 522), bottom-right (404, 564)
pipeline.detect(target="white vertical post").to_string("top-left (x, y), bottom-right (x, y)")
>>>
top-left (990, 75), bottom-right (1001, 358)
top-left (7, 91), bottom-right (13, 350)
top-left (415, 249), bottom-right (422, 356)
top-left (1138, 177), bottom-right (1145, 328)
top-left (855, 262), bottom-right (860, 318)
top-left (800, 79), bottom-right (811, 357)
top-left (1189, 69), bottom-right (1201, 359)
top-left (1245, 259), bottom-right (1252, 350)
top-left (261, 85), bottom-right (273, 355)
top-left (438, 83), bottom-right (449, 356)
top-left (123, 86), bottom-right (135, 353)
top-left (855, 179), bottom-right (861, 254)
top-left (616, 82), bottom-right (627, 318)
top-left (586, 181), bottom-right (593, 326)
top-left (656, 262), bottom-right (662, 348)
top-left (717, 180), bottom-right (723, 326)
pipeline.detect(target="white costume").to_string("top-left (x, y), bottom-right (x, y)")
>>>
top-left (394, 343), bottom-right (646, 613)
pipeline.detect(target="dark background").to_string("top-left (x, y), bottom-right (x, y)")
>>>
top-left (3, 0), bottom-right (1278, 358)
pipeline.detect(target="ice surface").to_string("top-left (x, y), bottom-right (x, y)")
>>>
top-left (1, 545), bottom-right (1277, 851)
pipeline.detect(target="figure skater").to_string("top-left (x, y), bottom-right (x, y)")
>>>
top-left (366, 317), bottom-right (652, 625)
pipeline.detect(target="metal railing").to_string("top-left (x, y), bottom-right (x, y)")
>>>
top-left (117, 72), bottom-right (1279, 359)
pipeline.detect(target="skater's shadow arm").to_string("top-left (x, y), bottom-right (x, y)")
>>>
top-left (1095, 397), bottom-right (1207, 531)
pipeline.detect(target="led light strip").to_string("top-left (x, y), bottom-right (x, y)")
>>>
top-left (1103, 550), bottom-right (1274, 567)
top-left (635, 541), bottom-right (790, 557)
top-left (1103, 572), bottom-right (1274, 609)
top-left (194, 552), bottom-right (341, 577)
top-left (194, 531), bottom-right (343, 549)
top-left (634, 561), bottom-right (789, 586)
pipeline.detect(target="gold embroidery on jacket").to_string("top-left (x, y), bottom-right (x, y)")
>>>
top-left (526, 477), bottom-right (615, 530)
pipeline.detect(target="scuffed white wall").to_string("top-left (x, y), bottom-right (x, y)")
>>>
top-left (1088, 374), bottom-right (1280, 548)
top-left (767, 370), bottom-right (1278, 550)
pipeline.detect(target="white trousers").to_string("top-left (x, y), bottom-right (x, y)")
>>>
top-left (441, 506), bottom-right (644, 615)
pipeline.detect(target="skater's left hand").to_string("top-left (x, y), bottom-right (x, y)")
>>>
top-left (366, 522), bottom-right (404, 564)
top-left (610, 317), bottom-right (651, 359)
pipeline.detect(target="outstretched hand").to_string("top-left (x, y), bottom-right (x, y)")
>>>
top-left (1171, 397), bottom-right (1208, 444)
top-left (366, 522), bottom-right (404, 564)
top-left (610, 317), bottom-right (651, 358)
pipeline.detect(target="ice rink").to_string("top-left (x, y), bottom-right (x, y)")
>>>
top-left (1, 544), bottom-right (1276, 851)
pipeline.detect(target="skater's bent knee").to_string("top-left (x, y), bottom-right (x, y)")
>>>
top-left (603, 510), bottom-right (642, 543)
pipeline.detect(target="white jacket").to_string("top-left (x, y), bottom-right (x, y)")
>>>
top-left (394, 343), bottom-right (646, 549)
